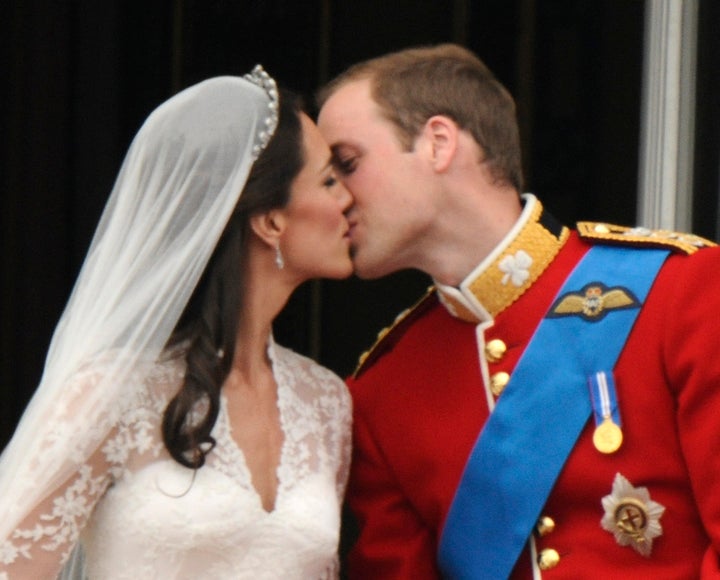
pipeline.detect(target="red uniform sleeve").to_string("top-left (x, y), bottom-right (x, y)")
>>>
top-left (664, 248), bottom-right (720, 578)
top-left (345, 387), bottom-right (441, 580)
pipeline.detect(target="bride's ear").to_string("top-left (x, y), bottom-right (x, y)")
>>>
top-left (249, 210), bottom-right (286, 247)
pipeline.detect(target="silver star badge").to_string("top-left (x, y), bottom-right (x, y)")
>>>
top-left (601, 473), bottom-right (665, 556)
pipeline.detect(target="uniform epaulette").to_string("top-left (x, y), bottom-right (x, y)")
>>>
top-left (353, 286), bottom-right (437, 379)
top-left (577, 222), bottom-right (717, 255)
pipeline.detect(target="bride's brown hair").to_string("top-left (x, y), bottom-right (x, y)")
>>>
top-left (163, 89), bottom-right (303, 468)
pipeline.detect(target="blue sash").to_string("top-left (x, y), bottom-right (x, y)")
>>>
top-left (438, 245), bottom-right (669, 579)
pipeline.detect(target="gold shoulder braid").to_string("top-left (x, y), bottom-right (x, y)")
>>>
top-left (353, 287), bottom-right (436, 378)
top-left (353, 215), bottom-right (717, 378)
top-left (577, 222), bottom-right (717, 254)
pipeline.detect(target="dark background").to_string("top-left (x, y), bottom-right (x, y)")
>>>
top-left (2, 0), bottom-right (718, 464)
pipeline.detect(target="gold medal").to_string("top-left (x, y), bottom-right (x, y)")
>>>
top-left (593, 417), bottom-right (623, 453)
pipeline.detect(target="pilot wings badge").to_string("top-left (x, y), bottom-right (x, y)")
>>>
top-left (547, 282), bottom-right (640, 322)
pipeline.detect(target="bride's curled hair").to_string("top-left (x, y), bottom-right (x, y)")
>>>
top-left (162, 89), bottom-right (303, 468)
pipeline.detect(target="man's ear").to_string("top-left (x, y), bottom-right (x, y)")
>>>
top-left (422, 115), bottom-right (458, 173)
top-left (249, 210), bottom-right (286, 247)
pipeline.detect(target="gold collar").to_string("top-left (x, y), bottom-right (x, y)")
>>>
top-left (436, 195), bottom-right (569, 323)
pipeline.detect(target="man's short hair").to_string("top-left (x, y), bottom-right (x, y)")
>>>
top-left (318, 43), bottom-right (524, 192)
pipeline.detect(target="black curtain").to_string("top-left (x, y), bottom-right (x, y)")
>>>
top-left (694, 0), bottom-right (720, 239)
top-left (1, 0), bottom-right (659, 446)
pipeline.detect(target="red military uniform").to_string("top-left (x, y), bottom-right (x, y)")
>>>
top-left (346, 195), bottom-right (720, 578)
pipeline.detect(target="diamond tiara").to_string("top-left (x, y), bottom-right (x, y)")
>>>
top-left (243, 64), bottom-right (280, 158)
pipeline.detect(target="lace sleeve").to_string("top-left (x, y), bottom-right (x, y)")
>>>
top-left (0, 358), bottom-right (148, 579)
top-left (319, 556), bottom-right (340, 580)
top-left (0, 441), bottom-right (115, 578)
top-left (335, 380), bottom-right (352, 503)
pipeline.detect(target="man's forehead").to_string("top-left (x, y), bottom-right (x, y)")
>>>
top-left (321, 79), bottom-right (374, 118)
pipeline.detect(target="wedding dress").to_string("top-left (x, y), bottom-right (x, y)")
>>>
top-left (0, 67), bottom-right (353, 579)
top-left (1, 339), bottom-right (350, 579)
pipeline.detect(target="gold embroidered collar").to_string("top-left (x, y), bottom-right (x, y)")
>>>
top-left (436, 195), bottom-right (569, 323)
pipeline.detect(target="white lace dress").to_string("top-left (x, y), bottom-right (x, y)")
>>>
top-left (0, 340), bottom-right (351, 579)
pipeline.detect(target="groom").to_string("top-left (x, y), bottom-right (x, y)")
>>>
top-left (318, 43), bottom-right (720, 579)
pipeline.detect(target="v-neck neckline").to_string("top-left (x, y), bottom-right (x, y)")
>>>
top-left (218, 337), bottom-right (287, 514)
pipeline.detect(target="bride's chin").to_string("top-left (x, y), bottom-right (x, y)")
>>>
top-left (328, 258), bottom-right (354, 280)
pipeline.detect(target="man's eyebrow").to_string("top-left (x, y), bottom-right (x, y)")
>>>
top-left (330, 143), bottom-right (356, 157)
top-left (329, 147), bottom-right (344, 163)
top-left (330, 140), bottom-right (357, 150)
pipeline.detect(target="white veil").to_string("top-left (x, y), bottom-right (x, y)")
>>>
top-left (0, 66), bottom-right (279, 555)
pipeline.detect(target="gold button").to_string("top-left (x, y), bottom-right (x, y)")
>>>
top-left (490, 372), bottom-right (510, 397)
top-left (536, 516), bottom-right (555, 536)
top-left (538, 548), bottom-right (560, 570)
top-left (485, 339), bottom-right (507, 363)
top-left (594, 224), bottom-right (610, 234)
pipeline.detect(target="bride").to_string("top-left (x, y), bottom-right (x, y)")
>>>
top-left (0, 66), bottom-right (353, 579)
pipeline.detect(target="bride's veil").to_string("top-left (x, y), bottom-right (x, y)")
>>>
top-left (0, 66), bottom-right (279, 575)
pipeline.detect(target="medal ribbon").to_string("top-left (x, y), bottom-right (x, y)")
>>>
top-left (589, 371), bottom-right (621, 427)
top-left (438, 245), bottom-right (669, 580)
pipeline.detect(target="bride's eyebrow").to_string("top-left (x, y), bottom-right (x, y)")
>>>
top-left (318, 157), bottom-right (333, 174)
